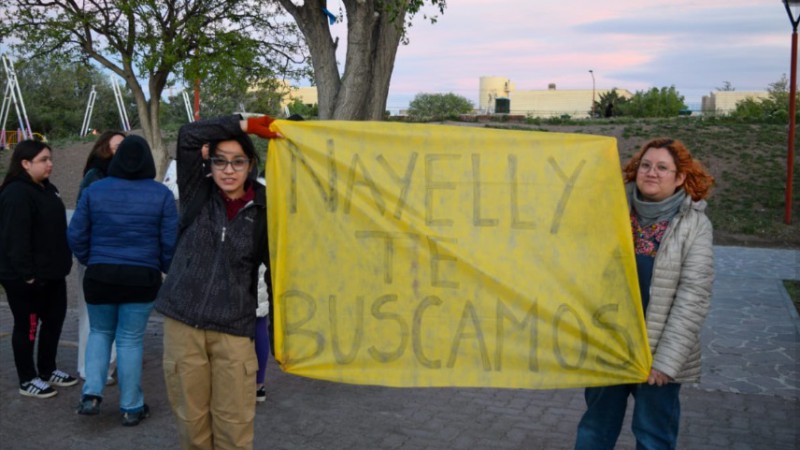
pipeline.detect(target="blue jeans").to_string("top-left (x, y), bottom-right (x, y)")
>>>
top-left (575, 383), bottom-right (681, 450)
top-left (83, 301), bottom-right (154, 413)
top-left (255, 316), bottom-right (270, 384)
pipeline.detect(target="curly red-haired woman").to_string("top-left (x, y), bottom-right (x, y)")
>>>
top-left (575, 138), bottom-right (716, 449)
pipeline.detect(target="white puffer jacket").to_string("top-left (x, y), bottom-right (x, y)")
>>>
top-left (256, 265), bottom-right (269, 318)
top-left (256, 176), bottom-right (270, 318)
top-left (627, 183), bottom-right (715, 383)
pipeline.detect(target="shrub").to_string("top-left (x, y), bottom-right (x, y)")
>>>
top-left (407, 93), bottom-right (474, 121)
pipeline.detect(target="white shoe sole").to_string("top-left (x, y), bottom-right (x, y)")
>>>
top-left (19, 388), bottom-right (58, 399)
top-left (49, 379), bottom-right (78, 387)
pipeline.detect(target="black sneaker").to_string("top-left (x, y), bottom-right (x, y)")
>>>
top-left (48, 369), bottom-right (78, 387)
top-left (256, 385), bottom-right (266, 403)
top-left (76, 395), bottom-right (102, 415)
top-left (19, 377), bottom-right (57, 399)
top-left (121, 404), bottom-right (149, 427)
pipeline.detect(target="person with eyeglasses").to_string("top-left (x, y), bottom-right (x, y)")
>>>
top-left (0, 140), bottom-right (76, 399)
top-left (575, 138), bottom-right (716, 450)
top-left (154, 114), bottom-right (279, 449)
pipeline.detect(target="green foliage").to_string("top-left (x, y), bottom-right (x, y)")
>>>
top-left (198, 78), bottom-right (285, 119)
top-left (1, 0), bottom-right (309, 161)
top-left (407, 92), bottom-right (473, 121)
top-left (159, 81), bottom-right (298, 134)
top-left (377, 0), bottom-right (447, 44)
top-left (730, 75), bottom-right (799, 123)
top-left (616, 86), bottom-right (686, 118)
top-left (593, 89), bottom-right (630, 118)
top-left (287, 99), bottom-right (318, 119)
top-left (6, 56), bottom-right (137, 139)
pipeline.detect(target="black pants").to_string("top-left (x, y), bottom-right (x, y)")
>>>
top-left (1, 278), bottom-right (67, 384)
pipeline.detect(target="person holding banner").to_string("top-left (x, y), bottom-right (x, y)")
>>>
top-left (155, 114), bottom-right (277, 450)
top-left (575, 138), bottom-right (715, 450)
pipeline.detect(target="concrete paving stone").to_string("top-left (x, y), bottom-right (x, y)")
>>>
top-left (475, 438), bottom-right (521, 449)
top-left (450, 435), bottom-right (474, 449)
top-left (742, 349), bottom-right (795, 364)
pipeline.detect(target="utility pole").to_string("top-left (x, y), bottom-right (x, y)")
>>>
top-left (588, 69), bottom-right (596, 118)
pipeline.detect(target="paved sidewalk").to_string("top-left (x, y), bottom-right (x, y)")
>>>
top-left (1, 246), bottom-right (798, 450)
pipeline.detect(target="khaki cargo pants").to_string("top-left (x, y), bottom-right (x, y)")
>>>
top-left (163, 317), bottom-right (258, 450)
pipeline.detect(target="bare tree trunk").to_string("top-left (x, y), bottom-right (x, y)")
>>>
top-left (277, 0), bottom-right (408, 121)
top-left (278, 0), bottom-right (341, 119)
top-left (364, 6), bottom-right (406, 120)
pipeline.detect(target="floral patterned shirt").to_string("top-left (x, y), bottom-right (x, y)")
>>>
top-left (631, 213), bottom-right (669, 257)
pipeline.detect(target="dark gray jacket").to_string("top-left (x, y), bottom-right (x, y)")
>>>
top-left (155, 115), bottom-right (268, 338)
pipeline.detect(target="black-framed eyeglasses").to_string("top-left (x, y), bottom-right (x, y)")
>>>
top-left (210, 157), bottom-right (250, 172)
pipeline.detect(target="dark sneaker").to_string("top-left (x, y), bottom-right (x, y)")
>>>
top-left (48, 369), bottom-right (78, 387)
top-left (256, 385), bottom-right (266, 403)
top-left (19, 378), bottom-right (57, 399)
top-left (121, 404), bottom-right (149, 427)
top-left (76, 395), bottom-right (102, 415)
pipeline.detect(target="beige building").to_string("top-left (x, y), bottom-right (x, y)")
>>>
top-left (701, 91), bottom-right (769, 115)
top-left (281, 84), bottom-right (318, 109)
top-left (479, 76), bottom-right (632, 118)
top-left (276, 77), bottom-right (630, 118)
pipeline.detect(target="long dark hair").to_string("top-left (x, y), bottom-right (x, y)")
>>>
top-left (1, 140), bottom-right (52, 192)
top-left (83, 130), bottom-right (126, 175)
top-left (209, 134), bottom-right (259, 179)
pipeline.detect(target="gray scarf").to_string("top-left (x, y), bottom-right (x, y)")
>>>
top-left (630, 186), bottom-right (686, 227)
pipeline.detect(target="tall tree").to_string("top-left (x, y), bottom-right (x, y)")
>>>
top-left (275, 0), bottom-right (446, 120)
top-left (1, 0), bottom-right (307, 175)
top-left (618, 86), bottom-right (686, 118)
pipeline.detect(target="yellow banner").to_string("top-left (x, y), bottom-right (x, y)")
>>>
top-left (266, 120), bottom-right (651, 389)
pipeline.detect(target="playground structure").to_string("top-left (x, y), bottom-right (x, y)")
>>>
top-left (182, 90), bottom-right (195, 123)
top-left (0, 52), bottom-right (136, 142)
top-left (80, 77), bottom-right (132, 136)
top-left (1, 54), bottom-right (34, 149)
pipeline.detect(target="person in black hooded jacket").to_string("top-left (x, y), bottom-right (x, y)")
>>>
top-left (0, 140), bottom-right (76, 399)
top-left (76, 130), bottom-right (126, 384)
top-left (68, 134), bottom-right (178, 426)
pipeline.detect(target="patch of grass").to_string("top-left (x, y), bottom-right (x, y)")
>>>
top-left (783, 280), bottom-right (800, 315)
top-left (478, 116), bottom-right (800, 247)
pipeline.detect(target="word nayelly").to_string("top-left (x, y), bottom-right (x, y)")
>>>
top-left (266, 120), bottom-right (651, 389)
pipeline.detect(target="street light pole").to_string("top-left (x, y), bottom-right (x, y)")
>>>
top-left (589, 70), bottom-right (596, 118)
top-left (783, 0), bottom-right (799, 225)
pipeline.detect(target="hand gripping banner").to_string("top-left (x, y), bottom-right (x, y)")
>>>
top-left (265, 120), bottom-right (651, 389)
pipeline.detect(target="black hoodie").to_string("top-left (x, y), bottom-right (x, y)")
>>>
top-left (107, 135), bottom-right (156, 180)
top-left (0, 175), bottom-right (72, 280)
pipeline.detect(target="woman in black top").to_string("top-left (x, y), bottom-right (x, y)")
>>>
top-left (0, 140), bottom-right (76, 398)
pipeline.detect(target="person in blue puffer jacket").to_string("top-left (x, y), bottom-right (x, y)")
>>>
top-left (67, 134), bottom-right (178, 426)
